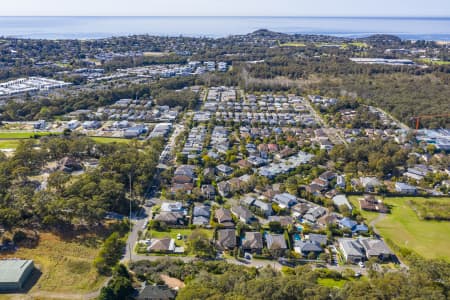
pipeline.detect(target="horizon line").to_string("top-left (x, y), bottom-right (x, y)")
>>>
top-left (0, 15), bottom-right (450, 18)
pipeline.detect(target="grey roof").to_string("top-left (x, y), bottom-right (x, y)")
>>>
top-left (242, 232), bottom-right (263, 250)
top-left (339, 238), bottom-right (365, 258)
top-left (266, 234), bottom-right (287, 250)
top-left (295, 240), bottom-right (323, 253)
top-left (231, 205), bottom-right (253, 222)
top-left (359, 238), bottom-right (392, 257)
top-left (332, 195), bottom-right (352, 210)
top-left (308, 234), bottom-right (328, 246)
top-left (193, 216), bottom-right (210, 225)
top-left (217, 229), bottom-right (236, 249)
top-left (193, 205), bottom-right (211, 218)
top-left (0, 260), bottom-right (34, 283)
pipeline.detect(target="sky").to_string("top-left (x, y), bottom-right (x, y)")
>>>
top-left (0, 0), bottom-right (449, 17)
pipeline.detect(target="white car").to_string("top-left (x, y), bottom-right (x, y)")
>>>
top-left (358, 261), bottom-right (365, 268)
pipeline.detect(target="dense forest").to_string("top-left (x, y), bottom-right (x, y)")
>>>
top-left (0, 135), bottom-right (163, 231)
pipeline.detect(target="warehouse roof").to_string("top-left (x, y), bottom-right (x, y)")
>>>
top-left (0, 260), bottom-right (34, 283)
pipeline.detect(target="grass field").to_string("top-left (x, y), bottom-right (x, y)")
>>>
top-left (317, 278), bottom-right (348, 288)
top-left (350, 196), bottom-right (450, 261)
top-left (90, 137), bottom-right (132, 144)
top-left (279, 42), bottom-right (306, 47)
top-left (418, 58), bottom-right (450, 65)
top-left (0, 140), bottom-right (21, 149)
top-left (0, 132), bottom-right (56, 139)
top-left (2, 233), bottom-right (107, 294)
top-left (148, 228), bottom-right (214, 248)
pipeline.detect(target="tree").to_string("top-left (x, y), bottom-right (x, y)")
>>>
top-left (187, 230), bottom-right (215, 258)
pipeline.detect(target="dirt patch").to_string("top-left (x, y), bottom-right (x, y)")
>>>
top-left (160, 274), bottom-right (185, 290)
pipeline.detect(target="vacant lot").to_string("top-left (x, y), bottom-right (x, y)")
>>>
top-left (2, 232), bottom-right (107, 294)
top-left (148, 228), bottom-right (214, 248)
top-left (353, 196), bottom-right (450, 261)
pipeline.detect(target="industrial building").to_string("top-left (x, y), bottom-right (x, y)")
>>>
top-left (0, 260), bottom-right (35, 291)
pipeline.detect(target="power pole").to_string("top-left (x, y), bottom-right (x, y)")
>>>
top-left (129, 173), bottom-right (133, 263)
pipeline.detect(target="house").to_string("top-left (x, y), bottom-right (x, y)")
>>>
top-left (201, 184), bottom-right (216, 200)
top-left (359, 195), bottom-right (389, 213)
top-left (266, 234), bottom-right (287, 250)
top-left (319, 171), bottom-right (336, 182)
top-left (359, 238), bottom-right (392, 261)
top-left (275, 147), bottom-right (294, 160)
top-left (203, 167), bottom-right (216, 181)
top-left (170, 183), bottom-right (194, 194)
top-left (395, 182), bottom-right (417, 194)
top-left (172, 175), bottom-right (192, 184)
top-left (302, 206), bottom-right (327, 224)
top-left (215, 208), bottom-right (234, 227)
top-left (161, 202), bottom-right (183, 213)
top-left (294, 240), bottom-right (323, 257)
top-left (359, 177), bottom-right (382, 192)
top-left (336, 175), bottom-right (346, 189)
top-left (137, 285), bottom-right (176, 300)
top-left (231, 206), bottom-right (254, 224)
top-left (124, 125), bottom-right (147, 138)
top-left (192, 205), bottom-right (211, 226)
top-left (272, 193), bottom-right (298, 208)
top-left (268, 216), bottom-right (293, 227)
top-left (338, 238), bottom-right (365, 263)
top-left (339, 218), bottom-right (368, 234)
top-left (147, 238), bottom-right (176, 253)
top-left (154, 212), bottom-right (185, 226)
top-left (312, 178), bottom-right (329, 189)
top-left (216, 164), bottom-right (234, 176)
top-left (332, 194), bottom-right (352, 211)
top-left (216, 229), bottom-right (236, 250)
top-left (308, 233), bottom-right (328, 246)
top-left (317, 213), bottom-right (341, 227)
top-left (242, 196), bottom-right (273, 217)
top-left (241, 232), bottom-right (264, 254)
top-left (174, 165), bottom-right (196, 178)
top-left (58, 157), bottom-right (82, 173)
top-left (217, 181), bottom-right (231, 197)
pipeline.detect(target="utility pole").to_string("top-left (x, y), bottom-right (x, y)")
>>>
top-left (129, 173), bottom-right (133, 263)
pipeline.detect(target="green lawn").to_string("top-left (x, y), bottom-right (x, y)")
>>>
top-left (317, 278), bottom-right (348, 288)
top-left (353, 196), bottom-right (450, 261)
top-left (0, 131), bottom-right (56, 139)
top-left (418, 58), bottom-right (450, 65)
top-left (148, 228), bottom-right (213, 248)
top-left (279, 42), bottom-right (306, 47)
top-left (0, 139), bottom-right (21, 149)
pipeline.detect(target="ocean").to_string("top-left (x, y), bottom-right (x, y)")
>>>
top-left (0, 16), bottom-right (449, 40)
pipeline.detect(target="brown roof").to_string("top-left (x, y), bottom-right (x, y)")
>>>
top-left (149, 238), bottom-right (173, 252)
top-left (172, 175), bottom-right (193, 184)
top-left (359, 197), bottom-right (389, 213)
top-left (215, 208), bottom-right (233, 224)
